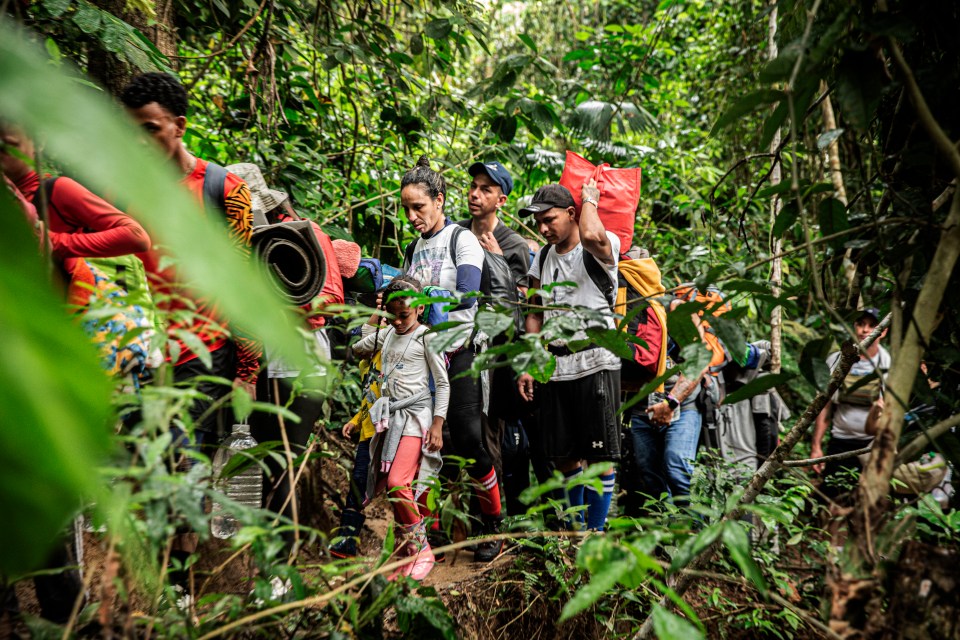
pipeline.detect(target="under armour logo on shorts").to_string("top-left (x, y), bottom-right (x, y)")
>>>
top-left (592, 441), bottom-right (604, 449)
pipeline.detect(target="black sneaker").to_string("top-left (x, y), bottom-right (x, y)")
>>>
top-left (329, 509), bottom-right (365, 559)
top-left (474, 537), bottom-right (503, 562)
top-left (329, 536), bottom-right (358, 559)
top-left (474, 515), bottom-right (504, 562)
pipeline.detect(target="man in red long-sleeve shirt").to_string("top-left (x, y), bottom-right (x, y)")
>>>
top-left (119, 72), bottom-right (261, 443)
top-left (1, 124), bottom-right (151, 271)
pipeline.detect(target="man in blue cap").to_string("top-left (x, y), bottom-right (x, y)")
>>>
top-left (457, 161), bottom-right (530, 284)
top-left (454, 162), bottom-right (531, 547)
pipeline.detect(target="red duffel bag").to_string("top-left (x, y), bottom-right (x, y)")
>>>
top-left (559, 150), bottom-right (641, 255)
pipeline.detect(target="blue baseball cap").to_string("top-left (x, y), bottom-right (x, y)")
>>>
top-left (856, 307), bottom-right (881, 324)
top-left (468, 161), bottom-right (513, 196)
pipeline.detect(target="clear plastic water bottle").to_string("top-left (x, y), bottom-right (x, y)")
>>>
top-left (210, 423), bottom-right (262, 539)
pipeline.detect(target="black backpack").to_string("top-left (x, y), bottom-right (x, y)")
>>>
top-left (404, 225), bottom-right (523, 338)
top-left (536, 244), bottom-right (615, 307)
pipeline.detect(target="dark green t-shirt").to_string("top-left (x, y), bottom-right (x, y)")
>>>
top-left (456, 217), bottom-right (530, 284)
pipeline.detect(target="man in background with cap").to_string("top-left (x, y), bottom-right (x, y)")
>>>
top-left (812, 307), bottom-right (891, 497)
top-left (455, 161), bottom-right (530, 526)
top-left (517, 180), bottom-right (621, 531)
top-left (458, 161), bottom-right (530, 284)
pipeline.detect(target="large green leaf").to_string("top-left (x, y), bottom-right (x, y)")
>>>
top-left (836, 51), bottom-right (883, 131)
top-left (475, 309), bottom-right (514, 340)
top-left (799, 337), bottom-right (834, 391)
top-left (710, 90), bottom-right (785, 135)
top-left (679, 342), bottom-right (713, 379)
top-left (652, 605), bottom-right (706, 640)
top-left (710, 316), bottom-right (747, 366)
top-left (424, 18), bottom-right (453, 40)
top-left (560, 538), bottom-right (635, 621)
top-left (772, 201), bottom-right (799, 238)
top-left (722, 521), bottom-right (768, 596)
top-left (395, 591), bottom-right (457, 640)
top-left (490, 113), bottom-right (518, 141)
top-left (0, 20), bottom-right (308, 571)
top-left (666, 301), bottom-right (704, 347)
top-left (0, 188), bottom-right (113, 573)
top-left (818, 197), bottom-right (850, 251)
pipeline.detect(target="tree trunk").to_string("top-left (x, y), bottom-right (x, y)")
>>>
top-left (831, 196), bottom-right (960, 638)
top-left (86, 0), bottom-right (178, 96)
top-left (818, 81), bottom-right (859, 310)
top-left (767, 0), bottom-right (784, 375)
top-left (834, 25), bottom-right (960, 629)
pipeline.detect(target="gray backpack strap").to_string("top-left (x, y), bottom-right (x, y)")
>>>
top-left (447, 224), bottom-right (464, 268)
top-left (536, 244), bottom-right (551, 280)
top-left (582, 251), bottom-right (616, 308)
top-left (403, 238), bottom-right (418, 272)
top-left (202, 161), bottom-right (228, 216)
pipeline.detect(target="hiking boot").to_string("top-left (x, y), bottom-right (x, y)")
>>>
top-left (389, 521), bottom-right (435, 581)
top-left (474, 516), bottom-right (504, 563)
top-left (329, 509), bottom-right (365, 559)
top-left (407, 521), bottom-right (435, 581)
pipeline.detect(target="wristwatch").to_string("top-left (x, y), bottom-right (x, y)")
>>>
top-left (665, 394), bottom-right (680, 410)
top-left (583, 197), bottom-right (599, 208)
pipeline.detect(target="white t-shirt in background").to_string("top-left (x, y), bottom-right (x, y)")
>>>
top-left (528, 231), bottom-right (621, 382)
top-left (827, 345), bottom-right (891, 440)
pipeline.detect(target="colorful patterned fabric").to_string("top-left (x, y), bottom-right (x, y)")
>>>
top-left (68, 259), bottom-right (151, 377)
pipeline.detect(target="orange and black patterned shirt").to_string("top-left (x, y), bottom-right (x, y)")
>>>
top-left (138, 158), bottom-right (261, 382)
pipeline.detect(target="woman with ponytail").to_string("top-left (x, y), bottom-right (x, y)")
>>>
top-left (399, 156), bottom-right (504, 562)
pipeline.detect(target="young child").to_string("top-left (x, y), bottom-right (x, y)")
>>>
top-left (329, 351), bottom-right (381, 559)
top-left (348, 276), bottom-right (447, 580)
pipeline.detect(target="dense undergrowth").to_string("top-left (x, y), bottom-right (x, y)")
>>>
top-left (4, 0), bottom-right (960, 637)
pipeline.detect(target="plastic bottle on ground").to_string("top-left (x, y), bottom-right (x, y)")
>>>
top-left (210, 423), bottom-right (262, 539)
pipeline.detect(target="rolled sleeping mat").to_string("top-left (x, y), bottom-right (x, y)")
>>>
top-left (251, 220), bottom-right (327, 306)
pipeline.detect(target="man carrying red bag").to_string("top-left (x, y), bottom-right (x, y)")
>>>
top-left (517, 179), bottom-right (621, 531)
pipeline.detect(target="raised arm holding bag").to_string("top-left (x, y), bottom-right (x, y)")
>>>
top-left (558, 150), bottom-right (641, 256)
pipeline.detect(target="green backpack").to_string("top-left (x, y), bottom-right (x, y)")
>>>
top-left (85, 254), bottom-right (156, 329)
top-left (36, 177), bottom-right (158, 330)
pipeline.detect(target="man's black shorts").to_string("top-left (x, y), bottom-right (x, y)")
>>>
top-left (539, 368), bottom-right (621, 463)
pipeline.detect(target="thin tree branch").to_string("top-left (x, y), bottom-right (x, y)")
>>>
top-left (709, 152), bottom-right (777, 205)
top-left (783, 446), bottom-right (872, 467)
top-left (932, 179), bottom-right (957, 212)
top-left (173, 0), bottom-right (269, 60)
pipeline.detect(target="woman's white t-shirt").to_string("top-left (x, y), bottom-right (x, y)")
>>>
top-left (405, 223), bottom-right (484, 351)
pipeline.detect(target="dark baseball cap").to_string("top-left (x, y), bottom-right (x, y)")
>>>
top-left (856, 307), bottom-right (881, 323)
top-left (517, 184), bottom-right (576, 216)
top-left (468, 161), bottom-right (513, 196)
